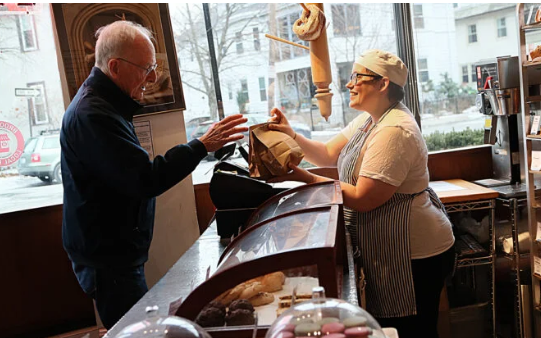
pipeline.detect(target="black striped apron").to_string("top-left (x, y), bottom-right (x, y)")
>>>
top-left (337, 106), bottom-right (446, 318)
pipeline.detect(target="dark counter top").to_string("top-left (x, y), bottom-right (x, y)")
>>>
top-left (105, 222), bottom-right (357, 337)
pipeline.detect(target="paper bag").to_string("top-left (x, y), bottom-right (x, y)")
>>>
top-left (249, 123), bottom-right (304, 179)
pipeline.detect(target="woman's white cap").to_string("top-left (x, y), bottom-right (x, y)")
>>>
top-left (354, 49), bottom-right (408, 87)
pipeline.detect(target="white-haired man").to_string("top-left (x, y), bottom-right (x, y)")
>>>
top-left (60, 21), bottom-right (247, 329)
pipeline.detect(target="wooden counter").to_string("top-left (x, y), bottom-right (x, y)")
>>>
top-left (429, 179), bottom-right (499, 204)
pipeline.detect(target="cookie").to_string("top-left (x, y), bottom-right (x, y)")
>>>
top-left (322, 322), bottom-right (345, 334)
top-left (294, 323), bottom-right (321, 336)
top-left (344, 326), bottom-right (372, 337)
top-left (342, 316), bottom-right (367, 328)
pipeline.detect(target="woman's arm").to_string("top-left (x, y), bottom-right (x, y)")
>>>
top-left (270, 164), bottom-right (397, 212)
top-left (267, 108), bottom-right (347, 167)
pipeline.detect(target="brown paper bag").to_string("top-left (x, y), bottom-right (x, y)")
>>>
top-left (249, 123), bottom-right (304, 179)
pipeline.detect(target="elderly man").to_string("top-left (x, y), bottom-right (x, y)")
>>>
top-left (60, 21), bottom-right (247, 329)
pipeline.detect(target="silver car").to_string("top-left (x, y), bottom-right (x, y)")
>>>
top-left (18, 133), bottom-right (62, 184)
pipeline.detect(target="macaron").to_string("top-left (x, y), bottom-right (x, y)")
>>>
top-left (318, 317), bottom-right (340, 325)
top-left (344, 326), bottom-right (372, 337)
top-left (323, 333), bottom-right (346, 338)
top-left (294, 323), bottom-right (321, 336)
top-left (324, 334), bottom-right (346, 338)
top-left (342, 316), bottom-right (368, 328)
top-left (321, 322), bottom-right (345, 334)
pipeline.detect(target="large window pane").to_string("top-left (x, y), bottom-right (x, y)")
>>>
top-left (0, 4), bottom-right (64, 213)
top-left (413, 3), bottom-right (521, 152)
top-left (171, 3), bottom-right (397, 183)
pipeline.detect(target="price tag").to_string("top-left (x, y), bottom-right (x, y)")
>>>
top-left (532, 151), bottom-right (541, 171)
top-left (534, 256), bottom-right (541, 276)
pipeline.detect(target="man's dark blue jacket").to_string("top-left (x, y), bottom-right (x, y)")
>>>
top-left (60, 67), bottom-right (207, 268)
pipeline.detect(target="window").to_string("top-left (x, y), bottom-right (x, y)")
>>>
top-left (17, 15), bottom-right (38, 51)
top-left (331, 4), bottom-right (361, 36)
top-left (468, 24), bottom-right (477, 43)
top-left (277, 13), bottom-right (309, 60)
top-left (497, 17), bottom-right (507, 37)
top-left (418, 58), bottom-right (429, 83)
top-left (236, 31), bottom-right (243, 54)
top-left (259, 77), bottom-right (267, 101)
top-left (0, 4), bottom-right (64, 213)
top-left (253, 27), bottom-right (260, 51)
top-left (413, 3), bottom-right (518, 152)
top-left (462, 66), bottom-right (468, 83)
top-left (27, 82), bottom-right (48, 125)
top-left (41, 136), bottom-right (59, 149)
top-left (169, 3), bottom-right (397, 184)
top-left (413, 4), bottom-right (424, 29)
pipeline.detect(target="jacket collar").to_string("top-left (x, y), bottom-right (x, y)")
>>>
top-left (85, 67), bottom-right (142, 121)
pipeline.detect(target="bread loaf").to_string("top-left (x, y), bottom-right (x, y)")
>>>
top-left (238, 282), bottom-right (264, 300)
top-left (261, 271), bottom-right (286, 292)
top-left (248, 292), bottom-right (274, 307)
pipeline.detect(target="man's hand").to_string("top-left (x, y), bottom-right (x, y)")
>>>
top-left (199, 114), bottom-right (248, 152)
top-left (267, 108), bottom-right (295, 138)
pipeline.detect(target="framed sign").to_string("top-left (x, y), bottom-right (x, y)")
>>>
top-left (51, 3), bottom-right (185, 115)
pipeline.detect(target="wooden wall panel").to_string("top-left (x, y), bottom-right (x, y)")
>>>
top-left (427, 145), bottom-right (493, 182)
top-left (0, 205), bottom-right (95, 338)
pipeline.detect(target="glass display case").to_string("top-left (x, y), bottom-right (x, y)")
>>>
top-left (175, 181), bottom-right (349, 337)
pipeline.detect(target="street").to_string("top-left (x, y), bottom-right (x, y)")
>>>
top-left (0, 109), bottom-right (486, 214)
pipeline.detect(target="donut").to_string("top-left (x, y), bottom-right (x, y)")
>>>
top-left (292, 4), bottom-right (326, 41)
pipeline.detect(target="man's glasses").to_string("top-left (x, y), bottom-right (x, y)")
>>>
top-left (116, 58), bottom-right (158, 76)
top-left (350, 73), bottom-right (382, 85)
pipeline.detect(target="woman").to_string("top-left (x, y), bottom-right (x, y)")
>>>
top-left (268, 49), bottom-right (455, 338)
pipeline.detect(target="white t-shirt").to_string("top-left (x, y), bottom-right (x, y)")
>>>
top-left (340, 102), bottom-right (455, 259)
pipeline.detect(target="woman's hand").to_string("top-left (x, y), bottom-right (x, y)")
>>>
top-left (267, 163), bottom-right (317, 184)
top-left (267, 108), bottom-right (295, 138)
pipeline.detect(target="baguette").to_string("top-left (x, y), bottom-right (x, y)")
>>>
top-left (248, 292), bottom-right (274, 307)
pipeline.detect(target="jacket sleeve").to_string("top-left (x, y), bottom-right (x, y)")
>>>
top-left (71, 107), bottom-right (207, 198)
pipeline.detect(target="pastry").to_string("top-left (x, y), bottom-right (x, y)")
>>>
top-left (279, 293), bottom-right (312, 300)
top-left (239, 281), bottom-right (264, 300)
top-left (322, 322), bottom-right (345, 334)
top-left (219, 284), bottom-right (245, 305)
top-left (226, 309), bottom-right (255, 326)
top-left (276, 307), bottom-right (288, 316)
top-left (292, 4), bottom-right (326, 41)
top-left (342, 316), bottom-right (367, 328)
top-left (344, 327), bottom-right (372, 337)
top-left (531, 45), bottom-right (541, 60)
top-left (229, 299), bottom-right (254, 312)
top-left (195, 307), bottom-right (225, 327)
top-left (294, 323), bottom-right (321, 336)
top-left (261, 271), bottom-right (286, 292)
top-left (248, 292), bottom-right (274, 307)
top-left (206, 300), bottom-right (226, 315)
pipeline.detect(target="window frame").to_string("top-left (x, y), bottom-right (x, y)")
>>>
top-left (468, 24), bottom-right (477, 43)
top-left (417, 58), bottom-right (429, 83)
top-left (497, 17), bottom-right (507, 38)
top-left (462, 65), bottom-right (468, 83)
top-left (258, 77), bottom-right (267, 102)
top-left (26, 81), bottom-right (49, 125)
top-left (253, 27), bottom-right (260, 51)
top-left (413, 4), bottom-right (424, 29)
top-left (331, 3), bottom-right (361, 37)
top-left (17, 14), bottom-right (39, 52)
top-left (235, 31), bottom-right (244, 54)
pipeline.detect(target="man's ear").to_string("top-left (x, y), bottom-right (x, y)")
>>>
top-left (107, 59), bottom-right (120, 79)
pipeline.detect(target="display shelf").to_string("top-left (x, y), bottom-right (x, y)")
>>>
top-left (519, 4), bottom-right (541, 336)
top-left (522, 21), bottom-right (541, 31)
top-left (457, 255), bottom-right (493, 268)
top-left (527, 96), bottom-right (541, 103)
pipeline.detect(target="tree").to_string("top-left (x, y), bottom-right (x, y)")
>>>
top-left (171, 4), bottom-right (264, 120)
top-left (436, 72), bottom-right (459, 100)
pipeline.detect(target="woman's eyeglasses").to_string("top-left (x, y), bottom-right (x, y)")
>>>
top-left (116, 58), bottom-right (158, 76)
top-left (350, 73), bottom-right (382, 85)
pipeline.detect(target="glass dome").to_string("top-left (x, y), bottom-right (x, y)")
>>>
top-left (114, 306), bottom-right (212, 338)
top-left (265, 287), bottom-right (386, 338)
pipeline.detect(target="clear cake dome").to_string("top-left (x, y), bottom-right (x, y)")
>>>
top-left (114, 306), bottom-right (212, 338)
top-left (265, 287), bottom-right (386, 338)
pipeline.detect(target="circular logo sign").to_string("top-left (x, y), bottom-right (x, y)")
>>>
top-left (0, 121), bottom-right (25, 167)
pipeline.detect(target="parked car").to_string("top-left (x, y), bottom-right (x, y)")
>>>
top-left (18, 132), bottom-right (62, 184)
top-left (186, 116), bottom-right (211, 141)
